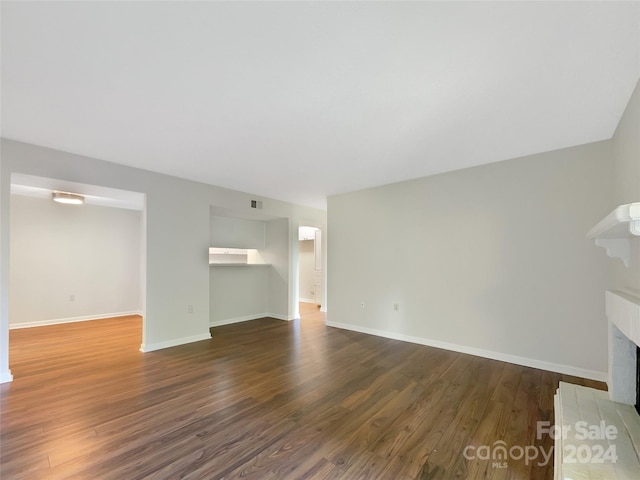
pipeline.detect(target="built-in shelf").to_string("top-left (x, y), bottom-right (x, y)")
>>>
top-left (209, 247), bottom-right (250, 255)
top-left (209, 263), bottom-right (271, 267)
top-left (587, 202), bottom-right (640, 267)
top-left (208, 246), bottom-right (270, 267)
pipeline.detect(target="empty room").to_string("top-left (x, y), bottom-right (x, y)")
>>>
top-left (1, 1), bottom-right (639, 479)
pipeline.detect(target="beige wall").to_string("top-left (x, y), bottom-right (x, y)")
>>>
top-left (611, 79), bottom-right (640, 295)
top-left (328, 140), bottom-right (613, 379)
top-left (298, 240), bottom-right (315, 302)
top-left (264, 218), bottom-right (290, 318)
top-left (210, 266), bottom-right (270, 325)
top-left (209, 217), bottom-right (291, 324)
top-left (10, 195), bottom-right (142, 326)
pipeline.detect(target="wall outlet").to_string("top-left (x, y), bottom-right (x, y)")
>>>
top-left (360, 302), bottom-right (365, 309)
top-left (393, 303), bottom-right (399, 311)
top-left (69, 294), bottom-right (75, 302)
top-left (187, 305), bottom-right (193, 314)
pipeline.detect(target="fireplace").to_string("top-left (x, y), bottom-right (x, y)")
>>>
top-left (562, 202), bottom-right (640, 479)
top-left (637, 346), bottom-right (640, 416)
top-left (554, 290), bottom-right (640, 479)
top-left (606, 290), bottom-right (640, 406)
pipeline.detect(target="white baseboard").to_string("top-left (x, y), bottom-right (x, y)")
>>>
top-left (299, 298), bottom-right (316, 304)
top-left (325, 321), bottom-right (607, 382)
top-left (9, 311), bottom-right (143, 330)
top-left (210, 312), bottom-right (294, 327)
top-left (139, 332), bottom-right (212, 353)
top-left (268, 312), bottom-right (295, 321)
top-left (210, 313), bottom-right (271, 327)
top-left (0, 370), bottom-right (13, 384)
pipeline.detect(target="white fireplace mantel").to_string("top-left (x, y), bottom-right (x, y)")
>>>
top-left (558, 204), bottom-right (640, 479)
top-left (587, 202), bottom-right (640, 267)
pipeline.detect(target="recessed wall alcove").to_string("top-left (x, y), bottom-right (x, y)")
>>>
top-left (209, 206), bottom-right (290, 326)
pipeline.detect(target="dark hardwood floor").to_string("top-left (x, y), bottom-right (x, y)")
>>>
top-left (1, 305), bottom-right (604, 479)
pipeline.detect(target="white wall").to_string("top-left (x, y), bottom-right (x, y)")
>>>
top-left (210, 215), bottom-right (265, 249)
top-left (298, 240), bottom-right (315, 302)
top-left (611, 78), bottom-right (640, 295)
top-left (264, 218), bottom-right (290, 319)
top-left (0, 154), bottom-right (7, 383)
top-left (209, 216), bottom-right (291, 325)
top-left (328, 140), bottom-right (613, 380)
top-left (209, 266), bottom-right (269, 325)
top-left (9, 195), bottom-right (142, 327)
top-left (0, 139), bottom-right (326, 382)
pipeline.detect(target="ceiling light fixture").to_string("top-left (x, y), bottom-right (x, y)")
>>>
top-left (52, 191), bottom-right (84, 205)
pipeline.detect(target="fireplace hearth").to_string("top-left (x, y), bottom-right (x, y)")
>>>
top-left (554, 290), bottom-right (640, 479)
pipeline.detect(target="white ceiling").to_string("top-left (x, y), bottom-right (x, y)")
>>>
top-left (2, 1), bottom-right (639, 210)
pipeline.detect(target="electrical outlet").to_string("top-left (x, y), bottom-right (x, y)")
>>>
top-left (360, 302), bottom-right (365, 309)
top-left (393, 303), bottom-right (399, 311)
top-left (187, 305), bottom-right (193, 314)
top-left (69, 295), bottom-right (75, 302)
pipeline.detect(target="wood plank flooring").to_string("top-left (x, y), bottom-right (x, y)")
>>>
top-left (1, 306), bottom-right (605, 479)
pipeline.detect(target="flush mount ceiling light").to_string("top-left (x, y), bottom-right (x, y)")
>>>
top-left (52, 191), bottom-right (84, 205)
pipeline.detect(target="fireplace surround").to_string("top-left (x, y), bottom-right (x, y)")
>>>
top-left (554, 290), bottom-right (640, 479)
top-left (607, 290), bottom-right (640, 406)
top-left (636, 346), bottom-right (640, 416)
top-left (554, 203), bottom-right (640, 479)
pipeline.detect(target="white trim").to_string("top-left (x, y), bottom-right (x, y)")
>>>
top-left (587, 202), bottom-right (640, 267)
top-left (268, 312), bottom-right (295, 321)
top-left (326, 321), bottom-right (606, 382)
top-left (210, 312), bottom-right (294, 328)
top-left (587, 202), bottom-right (640, 239)
top-left (139, 332), bottom-right (212, 353)
top-left (606, 290), bottom-right (640, 347)
top-left (320, 306), bottom-right (327, 313)
top-left (0, 370), bottom-right (13, 384)
top-left (210, 313), bottom-right (271, 327)
top-left (299, 297), bottom-right (315, 304)
top-left (9, 311), bottom-right (143, 329)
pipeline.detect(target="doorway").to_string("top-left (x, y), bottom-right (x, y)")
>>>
top-left (298, 226), bottom-right (322, 314)
top-left (7, 174), bottom-right (146, 378)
